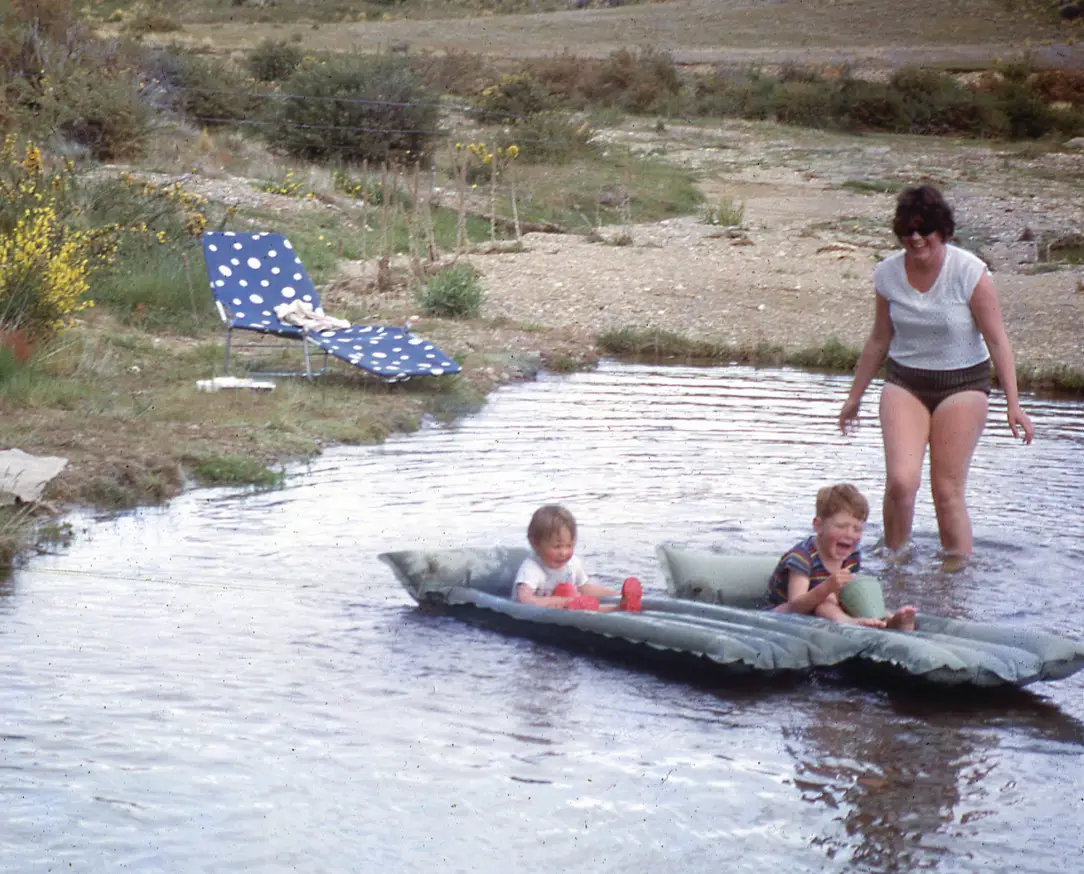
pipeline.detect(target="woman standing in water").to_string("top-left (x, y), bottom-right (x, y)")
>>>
top-left (838, 184), bottom-right (1034, 559)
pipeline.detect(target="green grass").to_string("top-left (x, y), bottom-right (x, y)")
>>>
top-left (511, 154), bottom-right (702, 230)
top-left (0, 505), bottom-right (34, 574)
top-left (840, 179), bottom-right (905, 195)
top-left (188, 454), bottom-right (286, 488)
top-left (419, 263), bottom-right (485, 318)
top-left (1017, 362), bottom-right (1084, 394)
top-left (700, 197), bottom-right (745, 227)
top-left (597, 327), bottom-right (863, 371)
top-left (90, 244), bottom-right (218, 335)
top-left (236, 205), bottom-right (495, 282)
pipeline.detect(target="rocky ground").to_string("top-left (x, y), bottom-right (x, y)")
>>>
top-left (360, 119), bottom-right (1084, 375)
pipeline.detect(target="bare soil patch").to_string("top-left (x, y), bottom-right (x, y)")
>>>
top-left (167, 0), bottom-right (1082, 69)
top-left (461, 119), bottom-right (1084, 372)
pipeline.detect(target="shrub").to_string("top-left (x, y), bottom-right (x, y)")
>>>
top-left (332, 168), bottom-right (413, 207)
top-left (773, 79), bottom-right (834, 128)
top-left (0, 16), bottom-right (153, 159)
top-left (410, 49), bottom-right (497, 97)
top-left (476, 72), bottom-right (553, 123)
top-left (700, 197), bottom-right (744, 226)
top-left (501, 112), bottom-right (594, 164)
top-left (0, 140), bottom-right (114, 340)
top-left (887, 67), bottom-right (979, 134)
top-left (999, 82), bottom-right (1059, 139)
top-left (247, 38), bottom-right (303, 82)
top-left (418, 263), bottom-right (484, 319)
top-left (833, 77), bottom-right (908, 132)
top-left (77, 174), bottom-right (222, 332)
top-left (693, 67), bottom-right (776, 119)
top-left (19, 65), bottom-right (153, 161)
top-left (142, 44), bottom-right (258, 127)
top-left (1030, 69), bottom-right (1084, 106)
top-left (528, 53), bottom-right (601, 108)
top-left (268, 54), bottom-right (441, 163)
top-left (259, 169), bottom-right (307, 197)
top-left (584, 47), bottom-right (685, 114)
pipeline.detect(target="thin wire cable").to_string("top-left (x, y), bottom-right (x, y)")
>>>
top-left (162, 84), bottom-right (490, 116)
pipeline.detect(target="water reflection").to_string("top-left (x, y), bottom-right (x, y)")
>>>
top-left (3, 361), bottom-right (1084, 873)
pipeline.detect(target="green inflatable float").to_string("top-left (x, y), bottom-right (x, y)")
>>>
top-left (378, 545), bottom-right (1084, 688)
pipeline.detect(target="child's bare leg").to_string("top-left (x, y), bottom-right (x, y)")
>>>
top-left (885, 605), bottom-right (917, 631)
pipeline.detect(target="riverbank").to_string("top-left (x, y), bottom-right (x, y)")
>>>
top-left (3, 113), bottom-right (1083, 571)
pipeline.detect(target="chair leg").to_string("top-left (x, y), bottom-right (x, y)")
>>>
top-left (302, 335), bottom-right (313, 379)
top-left (224, 327), bottom-right (233, 375)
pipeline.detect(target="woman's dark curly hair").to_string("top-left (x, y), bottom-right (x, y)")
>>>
top-left (892, 184), bottom-right (955, 241)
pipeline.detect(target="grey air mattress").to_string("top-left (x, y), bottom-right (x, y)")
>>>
top-left (657, 543), bottom-right (1084, 687)
top-left (378, 546), bottom-right (1084, 687)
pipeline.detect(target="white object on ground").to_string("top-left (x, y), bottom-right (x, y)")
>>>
top-left (196, 377), bottom-right (276, 393)
top-left (0, 448), bottom-right (69, 506)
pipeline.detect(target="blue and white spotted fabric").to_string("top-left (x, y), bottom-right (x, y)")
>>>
top-left (202, 231), bottom-right (461, 379)
top-left (306, 324), bottom-right (459, 379)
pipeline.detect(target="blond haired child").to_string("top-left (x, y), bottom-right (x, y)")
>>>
top-left (514, 504), bottom-right (642, 612)
top-left (767, 484), bottom-right (916, 630)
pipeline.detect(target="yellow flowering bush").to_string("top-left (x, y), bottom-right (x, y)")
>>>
top-left (112, 174), bottom-right (212, 242)
top-left (462, 141), bottom-right (521, 184)
top-left (0, 138), bottom-right (115, 339)
top-left (0, 205), bottom-right (94, 336)
top-left (259, 169), bottom-right (306, 198)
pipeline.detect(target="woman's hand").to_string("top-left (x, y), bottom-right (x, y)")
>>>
top-left (1007, 404), bottom-right (1035, 445)
top-left (838, 398), bottom-right (861, 435)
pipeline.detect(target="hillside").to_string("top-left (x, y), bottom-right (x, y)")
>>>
top-left (148, 0), bottom-right (1081, 69)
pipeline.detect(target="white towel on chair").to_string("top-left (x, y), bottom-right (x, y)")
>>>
top-left (274, 300), bottom-right (351, 332)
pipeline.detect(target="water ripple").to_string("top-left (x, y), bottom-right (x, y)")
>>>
top-left (3, 361), bottom-right (1082, 874)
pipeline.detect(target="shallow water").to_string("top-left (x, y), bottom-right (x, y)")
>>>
top-left (3, 361), bottom-right (1083, 873)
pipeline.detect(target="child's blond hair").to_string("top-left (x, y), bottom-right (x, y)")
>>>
top-left (527, 504), bottom-right (577, 546)
top-left (815, 483), bottom-right (869, 522)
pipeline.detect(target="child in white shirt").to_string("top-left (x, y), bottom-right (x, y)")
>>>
top-left (513, 504), bottom-right (642, 612)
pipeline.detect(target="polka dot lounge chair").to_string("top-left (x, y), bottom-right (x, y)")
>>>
top-left (201, 231), bottom-right (461, 381)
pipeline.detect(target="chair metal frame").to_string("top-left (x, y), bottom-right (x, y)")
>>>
top-left (213, 298), bottom-right (330, 379)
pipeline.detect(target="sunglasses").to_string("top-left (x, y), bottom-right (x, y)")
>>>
top-left (895, 217), bottom-right (939, 238)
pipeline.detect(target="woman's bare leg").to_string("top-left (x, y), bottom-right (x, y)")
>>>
top-left (879, 384), bottom-right (931, 551)
top-left (929, 390), bottom-right (988, 556)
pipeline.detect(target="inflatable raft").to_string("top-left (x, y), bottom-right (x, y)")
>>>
top-left (658, 544), bottom-right (1084, 687)
top-left (380, 547), bottom-right (866, 676)
top-left (379, 546), bottom-right (1084, 688)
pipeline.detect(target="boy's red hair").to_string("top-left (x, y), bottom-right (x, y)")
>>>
top-left (815, 483), bottom-right (869, 521)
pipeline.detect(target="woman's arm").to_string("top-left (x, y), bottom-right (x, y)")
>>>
top-left (839, 294), bottom-right (894, 434)
top-left (970, 273), bottom-right (1035, 444)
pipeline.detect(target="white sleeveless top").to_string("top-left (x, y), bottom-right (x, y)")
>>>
top-left (874, 244), bottom-right (990, 370)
